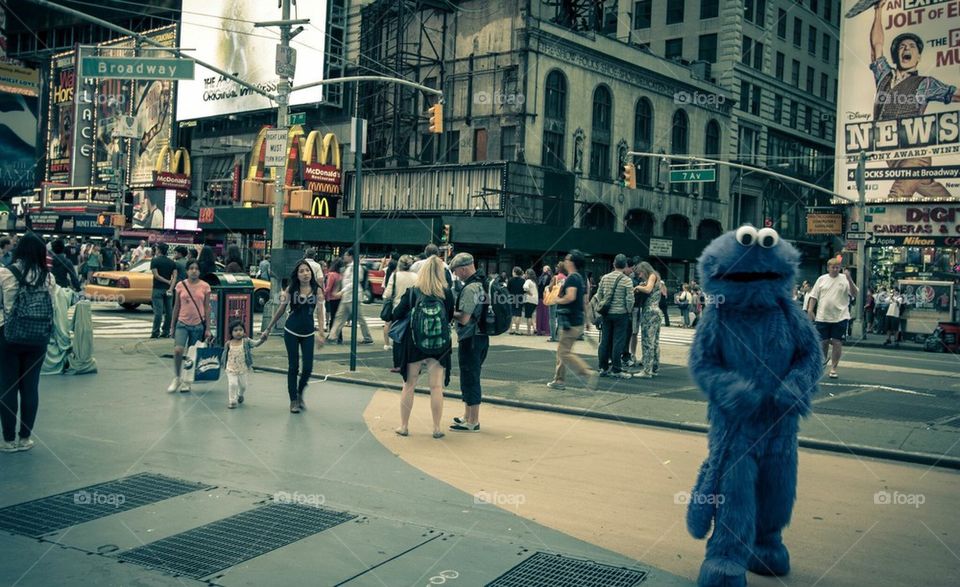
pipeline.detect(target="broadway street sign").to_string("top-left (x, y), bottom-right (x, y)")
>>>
top-left (81, 57), bottom-right (195, 80)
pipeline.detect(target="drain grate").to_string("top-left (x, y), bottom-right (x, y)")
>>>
top-left (0, 473), bottom-right (210, 537)
top-left (118, 502), bottom-right (356, 578)
top-left (486, 552), bottom-right (647, 587)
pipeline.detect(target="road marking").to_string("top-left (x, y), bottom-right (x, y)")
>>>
top-left (817, 382), bottom-right (937, 397)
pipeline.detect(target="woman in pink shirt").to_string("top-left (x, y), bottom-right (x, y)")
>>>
top-left (323, 259), bottom-right (343, 337)
top-left (168, 260), bottom-right (211, 392)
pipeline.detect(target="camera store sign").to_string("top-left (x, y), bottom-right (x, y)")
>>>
top-left (852, 205), bottom-right (960, 246)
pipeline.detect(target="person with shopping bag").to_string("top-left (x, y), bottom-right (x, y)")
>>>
top-left (168, 260), bottom-right (211, 393)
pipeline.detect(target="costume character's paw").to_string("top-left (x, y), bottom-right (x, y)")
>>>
top-left (748, 541), bottom-right (790, 576)
top-left (697, 558), bottom-right (747, 587)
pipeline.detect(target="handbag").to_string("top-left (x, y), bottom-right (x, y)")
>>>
top-left (590, 274), bottom-right (625, 327)
top-left (379, 273), bottom-right (398, 322)
top-left (388, 289), bottom-right (413, 343)
top-left (543, 283), bottom-right (559, 306)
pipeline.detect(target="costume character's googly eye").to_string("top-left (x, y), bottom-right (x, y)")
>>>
top-left (735, 225), bottom-right (759, 247)
top-left (757, 228), bottom-right (779, 248)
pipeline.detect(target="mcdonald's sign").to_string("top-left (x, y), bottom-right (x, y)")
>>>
top-left (303, 131), bottom-right (342, 195)
top-left (308, 195), bottom-right (337, 218)
top-left (153, 146), bottom-right (192, 189)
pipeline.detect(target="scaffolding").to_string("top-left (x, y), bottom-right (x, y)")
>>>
top-left (358, 0), bottom-right (456, 168)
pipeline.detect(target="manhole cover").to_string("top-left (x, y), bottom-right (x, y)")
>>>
top-left (486, 552), bottom-right (647, 587)
top-left (0, 473), bottom-right (210, 537)
top-left (117, 502), bottom-right (356, 578)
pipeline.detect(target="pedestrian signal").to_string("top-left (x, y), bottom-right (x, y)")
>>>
top-left (427, 103), bottom-right (443, 134)
top-left (441, 224), bottom-right (451, 244)
top-left (623, 163), bottom-right (637, 189)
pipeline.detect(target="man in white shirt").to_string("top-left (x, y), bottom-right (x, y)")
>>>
top-left (410, 243), bottom-right (453, 285)
top-left (807, 258), bottom-right (859, 379)
top-left (304, 248), bottom-right (324, 287)
top-left (328, 248), bottom-right (373, 344)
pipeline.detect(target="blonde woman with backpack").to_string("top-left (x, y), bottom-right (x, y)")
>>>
top-left (0, 232), bottom-right (57, 453)
top-left (389, 256), bottom-right (454, 439)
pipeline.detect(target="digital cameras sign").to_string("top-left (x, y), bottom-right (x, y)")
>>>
top-left (176, 0), bottom-right (328, 120)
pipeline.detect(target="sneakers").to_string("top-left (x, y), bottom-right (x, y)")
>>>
top-left (449, 422), bottom-right (479, 432)
top-left (360, 339), bottom-right (374, 345)
top-left (624, 357), bottom-right (636, 368)
top-left (383, 344), bottom-right (392, 351)
top-left (611, 371), bottom-right (632, 379)
top-left (598, 369), bottom-right (610, 378)
top-left (237, 393), bottom-right (244, 404)
top-left (166, 377), bottom-right (181, 393)
top-left (290, 401), bottom-right (301, 413)
top-left (546, 381), bottom-right (566, 390)
top-left (179, 381), bottom-right (191, 393)
top-left (228, 401), bottom-right (237, 409)
top-left (634, 372), bottom-right (653, 379)
top-left (0, 440), bottom-right (17, 453)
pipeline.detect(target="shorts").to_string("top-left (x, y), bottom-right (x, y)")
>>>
top-left (511, 304), bottom-right (523, 318)
top-left (884, 315), bottom-right (901, 333)
top-left (815, 320), bottom-right (848, 342)
top-left (522, 303), bottom-right (536, 318)
top-left (174, 322), bottom-right (205, 348)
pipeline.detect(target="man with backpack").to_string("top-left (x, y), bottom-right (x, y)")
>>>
top-left (593, 254), bottom-right (635, 379)
top-left (449, 253), bottom-right (492, 432)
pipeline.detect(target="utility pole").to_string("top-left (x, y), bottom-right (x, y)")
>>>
top-left (349, 88), bottom-right (364, 371)
top-left (255, 1), bottom-right (309, 333)
top-left (856, 151), bottom-right (868, 339)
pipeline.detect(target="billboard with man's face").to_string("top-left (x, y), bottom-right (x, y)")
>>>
top-left (176, 0), bottom-right (328, 120)
top-left (836, 0), bottom-right (960, 202)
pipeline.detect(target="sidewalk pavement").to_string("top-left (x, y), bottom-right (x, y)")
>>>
top-left (130, 325), bottom-right (960, 468)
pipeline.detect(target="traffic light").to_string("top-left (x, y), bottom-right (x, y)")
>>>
top-left (623, 163), bottom-right (637, 189)
top-left (427, 103), bottom-right (443, 134)
top-left (441, 224), bottom-right (451, 244)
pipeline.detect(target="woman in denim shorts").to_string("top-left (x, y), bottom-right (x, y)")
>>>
top-left (168, 260), bottom-right (210, 392)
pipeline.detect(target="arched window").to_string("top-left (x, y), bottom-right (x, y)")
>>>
top-left (670, 110), bottom-right (689, 193)
top-left (583, 202), bottom-right (616, 232)
top-left (625, 209), bottom-right (655, 235)
top-left (697, 219), bottom-right (723, 240)
top-left (633, 98), bottom-right (653, 186)
top-left (589, 85), bottom-right (612, 180)
top-left (541, 70), bottom-right (567, 170)
top-left (663, 214), bottom-right (691, 238)
top-left (704, 120), bottom-right (721, 198)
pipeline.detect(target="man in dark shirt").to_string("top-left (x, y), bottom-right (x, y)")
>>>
top-left (173, 246), bottom-right (189, 285)
top-left (150, 242), bottom-right (178, 338)
top-left (50, 239), bottom-right (80, 291)
top-left (547, 250), bottom-right (597, 390)
top-left (64, 237), bottom-right (80, 269)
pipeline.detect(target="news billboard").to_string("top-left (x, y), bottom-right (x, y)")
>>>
top-left (836, 0), bottom-right (960, 202)
top-left (176, 0), bottom-right (328, 120)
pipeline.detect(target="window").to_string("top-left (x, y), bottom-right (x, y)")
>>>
top-left (590, 85), bottom-right (612, 180)
top-left (701, 0), bottom-right (719, 19)
top-left (808, 25), bottom-right (817, 55)
top-left (634, 99), bottom-right (653, 185)
top-left (793, 17), bottom-right (802, 46)
top-left (665, 38), bottom-right (683, 60)
top-left (789, 101), bottom-right (798, 127)
top-left (542, 70), bottom-right (567, 170)
top-left (775, 52), bottom-right (785, 79)
top-left (753, 41), bottom-right (764, 70)
top-left (741, 36), bottom-right (752, 65)
top-left (704, 121), bottom-right (721, 198)
top-left (806, 66), bottom-right (814, 93)
top-left (824, 0), bottom-right (832, 22)
top-left (633, 0), bottom-right (651, 29)
top-left (500, 126), bottom-right (517, 161)
top-left (744, 0), bottom-right (754, 21)
top-left (751, 86), bottom-right (762, 116)
top-left (740, 81), bottom-right (750, 112)
top-left (777, 9), bottom-right (787, 38)
top-left (738, 126), bottom-right (759, 164)
top-left (420, 133), bottom-right (436, 163)
top-left (773, 94), bottom-right (783, 123)
top-left (667, 0), bottom-right (684, 24)
top-left (791, 59), bottom-right (800, 86)
top-left (822, 33), bottom-right (831, 62)
top-left (698, 33), bottom-right (718, 63)
top-left (473, 128), bottom-right (487, 161)
top-left (671, 110), bottom-right (689, 192)
top-left (804, 105), bottom-right (813, 132)
top-left (744, 0), bottom-right (765, 25)
top-left (811, 0), bottom-right (819, 13)
top-left (820, 73), bottom-right (828, 99)
top-left (445, 130), bottom-right (460, 164)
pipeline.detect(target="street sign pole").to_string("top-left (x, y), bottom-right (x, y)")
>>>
top-left (856, 152), bottom-right (868, 339)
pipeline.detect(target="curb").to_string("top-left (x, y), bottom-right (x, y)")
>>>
top-left (253, 366), bottom-right (960, 471)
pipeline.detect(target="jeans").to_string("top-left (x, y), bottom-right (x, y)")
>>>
top-left (0, 329), bottom-right (44, 442)
top-left (554, 325), bottom-right (589, 383)
top-left (283, 331), bottom-right (314, 401)
top-left (598, 313), bottom-right (630, 373)
top-left (678, 304), bottom-right (690, 327)
top-left (458, 335), bottom-right (489, 406)
top-left (548, 305), bottom-right (558, 340)
top-left (660, 299), bottom-right (670, 327)
top-left (151, 289), bottom-right (172, 337)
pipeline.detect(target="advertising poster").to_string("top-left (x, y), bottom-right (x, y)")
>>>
top-left (176, 0), bottom-right (328, 120)
top-left (129, 26), bottom-right (177, 186)
top-left (131, 189), bottom-right (166, 229)
top-left (94, 37), bottom-right (135, 184)
top-left (836, 0), bottom-right (960, 202)
top-left (46, 51), bottom-right (76, 183)
top-left (0, 91), bottom-right (40, 198)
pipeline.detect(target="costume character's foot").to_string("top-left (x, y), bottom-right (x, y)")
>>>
top-left (697, 558), bottom-right (746, 587)
top-left (748, 541), bottom-right (790, 576)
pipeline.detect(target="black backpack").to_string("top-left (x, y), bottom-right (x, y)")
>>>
top-left (410, 290), bottom-right (451, 353)
top-left (4, 265), bottom-right (53, 348)
top-left (479, 277), bottom-right (512, 336)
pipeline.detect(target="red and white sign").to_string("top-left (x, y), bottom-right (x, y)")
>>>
top-left (305, 164), bottom-right (342, 195)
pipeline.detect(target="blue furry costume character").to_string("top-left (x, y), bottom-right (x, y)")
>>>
top-left (687, 226), bottom-right (822, 587)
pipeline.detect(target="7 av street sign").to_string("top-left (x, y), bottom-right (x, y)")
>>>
top-left (669, 168), bottom-right (716, 183)
top-left (81, 57), bottom-right (195, 80)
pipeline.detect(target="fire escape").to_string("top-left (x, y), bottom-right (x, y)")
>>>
top-left (358, 0), bottom-right (456, 168)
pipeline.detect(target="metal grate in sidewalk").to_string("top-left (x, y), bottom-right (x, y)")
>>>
top-left (486, 552), bottom-right (647, 587)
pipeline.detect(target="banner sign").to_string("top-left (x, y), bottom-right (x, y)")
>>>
top-left (177, 0), bottom-right (328, 120)
top-left (71, 46), bottom-right (97, 187)
top-left (303, 131), bottom-right (342, 194)
top-left (304, 165), bottom-right (342, 194)
top-left (836, 1), bottom-right (960, 202)
top-left (46, 51), bottom-right (76, 183)
top-left (806, 213), bottom-right (844, 235)
top-left (849, 203), bottom-right (960, 245)
top-left (0, 62), bottom-right (40, 97)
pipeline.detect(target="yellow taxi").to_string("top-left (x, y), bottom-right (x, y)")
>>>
top-left (85, 261), bottom-right (272, 311)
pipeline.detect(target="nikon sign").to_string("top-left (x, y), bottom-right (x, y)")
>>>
top-left (81, 57), bottom-right (195, 80)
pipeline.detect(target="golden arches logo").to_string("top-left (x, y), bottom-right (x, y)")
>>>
top-left (310, 196), bottom-right (331, 217)
top-left (155, 146), bottom-right (191, 175)
top-left (303, 131), bottom-right (341, 169)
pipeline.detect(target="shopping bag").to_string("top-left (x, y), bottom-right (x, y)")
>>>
top-left (194, 343), bottom-right (224, 382)
top-left (181, 343), bottom-right (198, 384)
